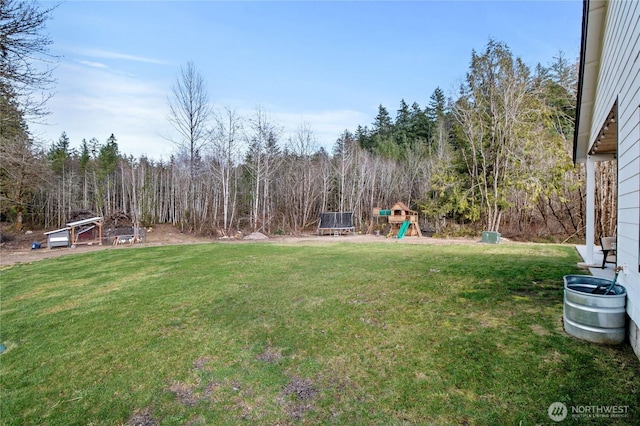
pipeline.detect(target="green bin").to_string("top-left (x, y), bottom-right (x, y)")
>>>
top-left (481, 231), bottom-right (501, 244)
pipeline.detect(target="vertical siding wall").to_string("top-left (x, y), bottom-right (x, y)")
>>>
top-left (594, 0), bottom-right (640, 350)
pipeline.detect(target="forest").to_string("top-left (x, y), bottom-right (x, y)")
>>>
top-left (1, 2), bottom-right (617, 243)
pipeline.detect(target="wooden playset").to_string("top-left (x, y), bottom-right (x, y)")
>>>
top-left (373, 202), bottom-right (422, 238)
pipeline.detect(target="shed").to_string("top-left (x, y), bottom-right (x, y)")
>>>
top-left (44, 228), bottom-right (71, 249)
top-left (66, 216), bottom-right (104, 246)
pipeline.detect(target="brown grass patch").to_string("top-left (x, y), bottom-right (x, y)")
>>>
top-left (127, 409), bottom-right (157, 426)
top-left (279, 376), bottom-right (318, 420)
top-left (256, 344), bottom-right (282, 363)
top-left (169, 381), bottom-right (200, 407)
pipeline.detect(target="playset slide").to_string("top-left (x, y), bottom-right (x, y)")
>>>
top-left (397, 220), bottom-right (411, 239)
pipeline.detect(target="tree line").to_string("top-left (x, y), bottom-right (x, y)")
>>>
top-left (1, 2), bottom-right (617, 241)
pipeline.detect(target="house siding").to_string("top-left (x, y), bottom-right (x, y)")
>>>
top-left (590, 0), bottom-right (640, 354)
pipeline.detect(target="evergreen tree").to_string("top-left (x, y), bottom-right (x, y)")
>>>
top-left (79, 139), bottom-right (91, 174)
top-left (98, 134), bottom-right (119, 178)
top-left (426, 87), bottom-right (447, 122)
top-left (355, 125), bottom-right (372, 151)
top-left (394, 99), bottom-right (411, 145)
top-left (48, 131), bottom-right (70, 174)
top-left (424, 87), bottom-right (447, 147)
top-left (332, 129), bottom-right (355, 157)
top-left (545, 52), bottom-right (578, 139)
top-left (409, 101), bottom-right (429, 142)
top-left (93, 134), bottom-right (119, 216)
top-left (372, 104), bottom-right (393, 138)
top-left (79, 138), bottom-right (92, 209)
top-left (0, 83), bottom-right (27, 138)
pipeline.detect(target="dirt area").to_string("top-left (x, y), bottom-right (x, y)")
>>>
top-left (0, 224), bottom-right (483, 268)
top-left (0, 224), bottom-right (206, 268)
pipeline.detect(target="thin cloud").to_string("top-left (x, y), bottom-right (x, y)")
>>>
top-left (65, 45), bottom-right (172, 66)
top-left (31, 60), bottom-right (175, 159)
top-left (77, 60), bottom-right (108, 69)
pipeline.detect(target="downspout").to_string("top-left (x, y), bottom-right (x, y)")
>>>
top-left (572, 0), bottom-right (589, 164)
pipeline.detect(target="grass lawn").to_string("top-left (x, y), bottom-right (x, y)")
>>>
top-left (1, 241), bottom-right (639, 425)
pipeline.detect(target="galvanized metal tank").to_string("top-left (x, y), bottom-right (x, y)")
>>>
top-left (563, 275), bottom-right (627, 345)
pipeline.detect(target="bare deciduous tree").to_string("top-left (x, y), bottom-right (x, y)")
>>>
top-left (209, 107), bottom-right (243, 233)
top-left (245, 107), bottom-right (282, 232)
top-left (285, 123), bottom-right (322, 231)
top-left (0, 0), bottom-right (57, 124)
top-left (167, 62), bottom-right (212, 230)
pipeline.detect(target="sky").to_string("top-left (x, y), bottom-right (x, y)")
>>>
top-left (32, 0), bottom-right (584, 160)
